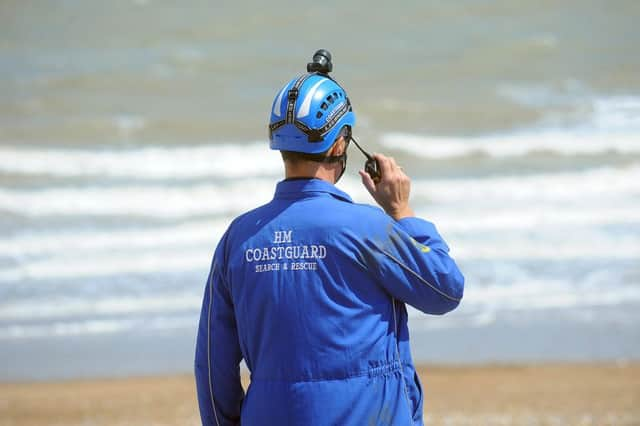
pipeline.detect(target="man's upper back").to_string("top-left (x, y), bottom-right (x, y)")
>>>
top-left (222, 178), bottom-right (399, 382)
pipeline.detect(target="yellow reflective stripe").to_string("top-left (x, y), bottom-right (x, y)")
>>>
top-left (411, 238), bottom-right (431, 253)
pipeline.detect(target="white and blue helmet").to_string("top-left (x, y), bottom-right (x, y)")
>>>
top-left (269, 73), bottom-right (356, 154)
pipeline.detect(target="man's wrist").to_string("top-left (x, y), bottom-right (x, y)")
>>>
top-left (388, 206), bottom-right (414, 221)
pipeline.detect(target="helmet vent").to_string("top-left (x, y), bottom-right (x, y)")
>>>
top-left (326, 94), bottom-right (334, 104)
top-left (316, 111), bottom-right (323, 119)
top-left (321, 102), bottom-right (328, 110)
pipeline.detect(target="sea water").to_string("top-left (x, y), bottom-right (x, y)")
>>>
top-left (1, 0), bottom-right (639, 381)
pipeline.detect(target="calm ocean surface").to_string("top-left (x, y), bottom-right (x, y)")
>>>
top-left (1, 0), bottom-right (639, 381)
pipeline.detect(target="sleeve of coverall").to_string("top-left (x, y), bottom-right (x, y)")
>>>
top-left (371, 216), bottom-right (465, 315)
top-left (194, 234), bottom-right (244, 426)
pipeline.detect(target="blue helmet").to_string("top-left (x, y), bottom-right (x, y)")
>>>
top-left (269, 73), bottom-right (356, 154)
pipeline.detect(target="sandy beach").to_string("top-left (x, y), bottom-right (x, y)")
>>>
top-left (2, 362), bottom-right (638, 426)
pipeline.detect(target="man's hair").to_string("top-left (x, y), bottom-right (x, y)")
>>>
top-left (280, 149), bottom-right (331, 163)
top-left (280, 125), bottom-right (350, 163)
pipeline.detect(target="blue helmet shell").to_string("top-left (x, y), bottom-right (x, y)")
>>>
top-left (269, 74), bottom-right (356, 154)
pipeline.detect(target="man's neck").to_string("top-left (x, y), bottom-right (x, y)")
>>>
top-left (284, 163), bottom-right (336, 184)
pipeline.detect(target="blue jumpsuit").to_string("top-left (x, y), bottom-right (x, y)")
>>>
top-left (195, 178), bottom-right (464, 425)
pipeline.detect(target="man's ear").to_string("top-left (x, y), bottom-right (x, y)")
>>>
top-left (328, 138), bottom-right (346, 156)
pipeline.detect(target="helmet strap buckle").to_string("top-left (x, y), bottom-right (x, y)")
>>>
top-left (287, 87), bottom-right (299, 101)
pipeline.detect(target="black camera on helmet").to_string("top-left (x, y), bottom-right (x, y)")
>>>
top-left (307, 49), bottom-right (333, 75)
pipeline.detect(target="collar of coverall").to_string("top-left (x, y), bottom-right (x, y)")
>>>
top-left (275, 178), bottom-right (353, 203)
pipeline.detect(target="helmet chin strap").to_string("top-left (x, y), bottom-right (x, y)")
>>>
top-left (319, 147), bottom-right (348, 183)
top-left (330, 152), bottom-right (348, 183)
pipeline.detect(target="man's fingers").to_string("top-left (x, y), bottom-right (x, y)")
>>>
top-left (359, 170), bottom-right (376, 194)
top-left (373, 154), bottom-right (396, 178)
top-left (361, 155), bottom-right (413, 220)
top-left (374, 154), bottom-right (406, 181)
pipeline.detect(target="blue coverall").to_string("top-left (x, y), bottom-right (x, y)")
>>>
top-left (195, 178), bottom-right (464, 425)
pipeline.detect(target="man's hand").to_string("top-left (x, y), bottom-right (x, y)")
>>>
top-left (359, 153), bottom-right (414, 221)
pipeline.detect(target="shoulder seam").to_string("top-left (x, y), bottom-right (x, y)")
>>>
top-left (380, 249), bottom-right (462, 302)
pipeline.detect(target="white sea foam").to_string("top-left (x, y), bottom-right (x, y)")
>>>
top-left (407, 165), bottom-right (640, 234)
top-left (4, 96), bottom-right (639, 183)
top-left (464, 280), bottom-right (640, 311)
top-left (0, 246), bottom-right (209, 282)
top-left (381, 95), bottom-right (640, 159)
top-left (0, 219), bottom-right (228, 258)
top-left (0, 293), bottom-right (202, 321)
top-left (0, 320), bottom-right (137, 340)
top-left (498, 88), bottom-right (640, 131)
top-left (432, 205), bottom-right (639, 233)
top-left (0, 143), bottom-right (282, 179)
top-left (0, 179), bottom-right (274, 218)
top-left (380, 129), bottom-right (640, 159)
top-left (0, 315), bottom-right (197, 340)
top-left (1, 165), bottom-right (637, 220)
top-left (0, 219), bottom-right (226, 281)
top-left (354, 171), bottom-right (639, 233)
top-left (0, 216), bottom-right (637, 284)
top-left (407, 277), bottom-right (640, 329)
top-left (451, 232), bottom-right (640, 261)
top-left (0, 165), bottom-right (637, 285)
top-left (591, 96), bottom-right (640, 130)
top-left (2, 272), bottom-right (638, 338)
top-left (496, 80), bottom-right (589, 109)
top-left (412, 165), bottom-right (640, 204)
